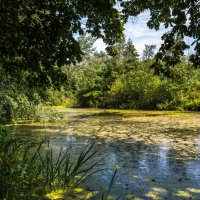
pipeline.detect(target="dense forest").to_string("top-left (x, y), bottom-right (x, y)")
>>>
top-left (59, 36), bottom-right (200, 111)
top-left (1, 0), bottom-right (200, 123)
top-left (0, 0), bottom-right (200, 199)
top-left (1, 35), bottom-right (200, 123)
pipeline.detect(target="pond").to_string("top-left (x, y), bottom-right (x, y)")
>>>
top-left (10, 108), bottom-right (200, 200)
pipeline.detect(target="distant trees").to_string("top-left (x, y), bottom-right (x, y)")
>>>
top-left (65, 38), bottom-right (200, 110)
top-left (124, 39), bottom-right (139, 59)
top-left (67, 54), bottom-right (200, 110)
top-left (142, 44), bottom-right (156, 61)
top-left (109, 38), bottom-right (139, 64)
top-left (77, 34), bottom-right (96, 62)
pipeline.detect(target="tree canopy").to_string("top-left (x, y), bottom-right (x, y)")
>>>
top-left (1, 0), bottom-right (199, 88)
top-left (120, 0), bottom-right (200, 67)
top-left (0, 0), bottom-right (123, 87)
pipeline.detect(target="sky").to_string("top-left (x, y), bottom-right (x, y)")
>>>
top-left (93, 12), bottom-right (193, 57)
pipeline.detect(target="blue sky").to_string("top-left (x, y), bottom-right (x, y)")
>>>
top-left (93, 12), bottom-right (194, 57)
top-left (94, 12), bottom-right (167, 56)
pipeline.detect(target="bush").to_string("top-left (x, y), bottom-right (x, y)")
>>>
top-left (106, 70), bottom-right (161, 109)
top-left (184, 99), bottom-right (200, 111)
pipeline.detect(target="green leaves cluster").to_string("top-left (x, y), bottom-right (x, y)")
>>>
top-left (65, 37), bottom-right (200, 110)
top-left (0, 0), bottom-right (199, 113)
top-left (120, 0), bottom-right (200, 67)
top-left (0, 0), bottom-right (123, 87)
top-left (0, 127), bottom-right (99, 199)
top-left (1, 0), bottom-right (199, 90)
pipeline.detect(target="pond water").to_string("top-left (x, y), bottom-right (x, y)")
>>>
top-left (10, 108), bottom-right (200, 200)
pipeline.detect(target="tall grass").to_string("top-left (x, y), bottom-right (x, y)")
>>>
top-left (0, 126), bottom-right (101, 199)
top-left (102, 165), bottom-right (119, 200)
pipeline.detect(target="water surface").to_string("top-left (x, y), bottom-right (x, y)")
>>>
top-left (10, 108), bottom-right (200, 200)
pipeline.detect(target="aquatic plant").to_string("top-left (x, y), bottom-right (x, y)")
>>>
top-left (102, 165), bottom-right (119, 200)
top-left (0, 126), bottom-right (100, 199)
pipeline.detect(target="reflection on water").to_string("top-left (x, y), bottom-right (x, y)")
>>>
top-left (10, 108), bottom-right (200, 199)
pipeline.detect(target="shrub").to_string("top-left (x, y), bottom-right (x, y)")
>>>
top-left (184, 99), bottom-right (200, 111)
top-left (107, 70), bottom-right (161, 109)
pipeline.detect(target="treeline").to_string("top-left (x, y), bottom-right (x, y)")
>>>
top-left (1, 36), bottom-right (200, 124)
top-left (1, 0), bottom-right (200, 124)
top-left (62, 37), bottom-right (200, 111)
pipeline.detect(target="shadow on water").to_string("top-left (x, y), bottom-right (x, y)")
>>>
top-left (65, 108), bottom-right (196, 119)
top-left (9, 109), bottom-right (200, 200)
top-left (71, 112), bottom-right (123, 119)
top-left (67, 111), bottom-right (170, 121)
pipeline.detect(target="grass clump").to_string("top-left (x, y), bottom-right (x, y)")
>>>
top-left (0, 126), bottom-right (100, 200)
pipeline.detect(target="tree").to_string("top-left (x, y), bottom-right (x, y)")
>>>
top-left (123, 38), bottom-right (139, 59)
top-left (77, 34), bottom-right (96, 61)
top-left (122, 38), bottom-right (139, 70)
top-left (120, 0), bottom-right (200, 67)
top-left (142, 44), bottom-right (156, 61)
top-left (108, 38), bottom-right (139, 62)
top-left (0, 0), bottom-right (124, 88)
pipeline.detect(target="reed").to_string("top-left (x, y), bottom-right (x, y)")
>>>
top-left (102, 165), bottom-right (118, 200)
top-left (0, 127), bottom-right (100, 199)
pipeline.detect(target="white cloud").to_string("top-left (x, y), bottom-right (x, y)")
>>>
top-left (93, 38), bottom-right (107, 52)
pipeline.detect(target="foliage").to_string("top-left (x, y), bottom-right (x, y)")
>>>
top-left (142, 44), bottom-right (156, 61)
top-left (1, 0), bottom-right (199, 115)
top-left (0, 126), bottom-right (44, 199)
top-left (65, 39), bottom-right (145, 108)
top-left (0, 127), bottom-right (100, 200)
top-left (0, 0), bottom-right (123, 88)
top-left (120, 0), bottom-right (200, 67)
top-left (78, 34), bottom-right (97, 62)
top-left (66, 56), bottom-right (108, 107)
top-left (156, 63), bottom-right (200, 110)
top-left (184, 99), bottom-right (200, 111)
top-left (102, 165), bottom-right (118, 200)
top-left (66, 50), bottom-right (200, 111)
top-left (0, 71), bottom-right (38, 123)
top-left (107, 69), bottom-right (161, 109)
top-left (0, 85), bottom-right (64, 124)
top-left (1, 0), bottom-right (199, 89)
